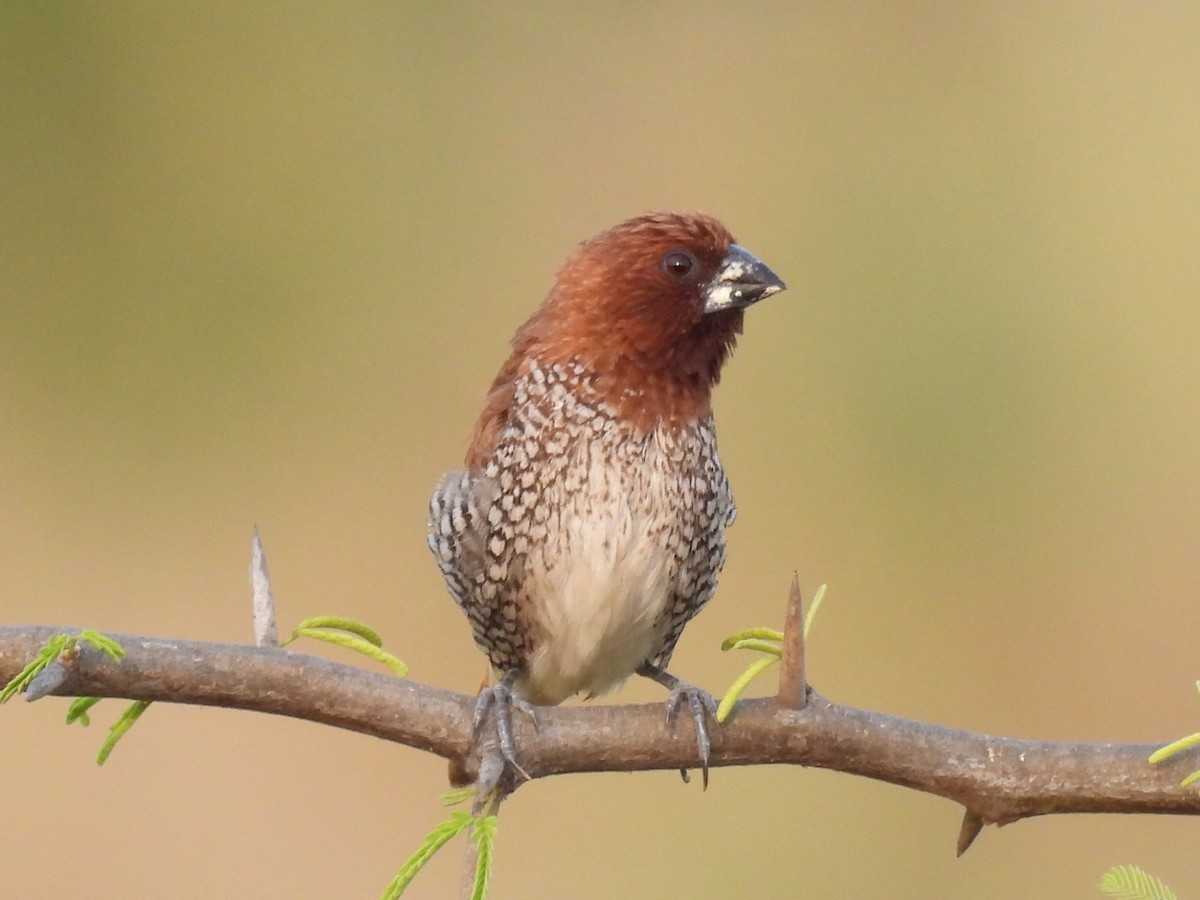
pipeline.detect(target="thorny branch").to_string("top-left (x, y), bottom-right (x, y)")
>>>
top-left (1, 623), bottom-right (1197, 852)
top-left (776, 572), bottom-right (807, 710)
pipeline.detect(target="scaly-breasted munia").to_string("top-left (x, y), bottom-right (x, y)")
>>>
top-left (429, 211), bottom-right (785, 781)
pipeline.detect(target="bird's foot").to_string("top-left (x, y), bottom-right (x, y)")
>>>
top-left (637, 663), bottom-right (718, 788)
top-left (472, 673), bottom-right (538, 783)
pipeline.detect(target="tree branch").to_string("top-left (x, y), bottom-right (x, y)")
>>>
top-left (1, 623), bottom-right (1195, 849)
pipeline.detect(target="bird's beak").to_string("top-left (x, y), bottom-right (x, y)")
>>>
top-left (702, 244), bottom-right (787, 314)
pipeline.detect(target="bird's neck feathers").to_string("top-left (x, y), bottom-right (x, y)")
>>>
top-left (508, 285), bottom-right (743, 433)
top-left (462, 211), bottom-right (766, 468)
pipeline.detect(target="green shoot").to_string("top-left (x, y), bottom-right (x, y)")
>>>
top-left (66, 696), bottom-right (104, 726)
top-left (469, 815), bottom-right (497, 900)
top-left (0, 633), bottom-right (73, 702)
top-left (440, 786), bottom-right (478, 807)
top-left (380, 812), bottom-right (474, 899)
top-left (285, 616), bottom-right (408, 677)
top-left (0, 630), bottom-right (150, 763)
top-left (381, 789), bottom-right (498, 899)
top-left (96, 700), bottom-right (152, 764)
top-left (1, 630), bottom-right (126, 703)
top-left (1149, 681), bottom-right (1200, 789)
top-left (1098, 864), bottom-right (1177, 899)
top-left (716, 583), bottom-right (827, 723)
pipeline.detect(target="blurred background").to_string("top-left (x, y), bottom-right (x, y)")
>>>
top-left (3, 3), bottom-right (1200, 897)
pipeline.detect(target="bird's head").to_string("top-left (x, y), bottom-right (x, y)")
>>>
top-left (515, 211), bottom-right (786, 428)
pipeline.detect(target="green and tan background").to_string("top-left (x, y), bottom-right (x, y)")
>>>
top-left (4, 4), bottom-right (1200, 897)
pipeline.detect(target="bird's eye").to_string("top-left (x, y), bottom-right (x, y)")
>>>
top-left (661, 249), bottom-right (697, 281)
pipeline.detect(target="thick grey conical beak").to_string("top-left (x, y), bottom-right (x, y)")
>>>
top-left (702, 243), bottom-right (787, 314)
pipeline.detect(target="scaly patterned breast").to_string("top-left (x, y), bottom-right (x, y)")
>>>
top-left (429, 360), bottom-right (735, 705)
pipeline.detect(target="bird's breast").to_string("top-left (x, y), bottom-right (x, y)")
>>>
top-left (490, 361), bottom-right (733, 705)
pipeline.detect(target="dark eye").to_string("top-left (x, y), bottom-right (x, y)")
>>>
top-left (661, 249), bottom-right (697, 281)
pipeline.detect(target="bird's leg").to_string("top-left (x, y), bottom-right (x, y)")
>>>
top-left (636, 662), bottom-right (718, 788)
top-left (472, 669), bottom-right (538, 783)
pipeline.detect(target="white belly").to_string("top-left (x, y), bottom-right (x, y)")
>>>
top-left (518, 440), bottom-right (677, 705)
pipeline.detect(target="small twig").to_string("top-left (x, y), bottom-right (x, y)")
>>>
top-left (250, 527), bottom-right (278, 647)
top-left (777, 573), bottom-right (807, 709)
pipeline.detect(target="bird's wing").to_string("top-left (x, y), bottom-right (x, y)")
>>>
top-left (428, 469), bottom-right (499, 612)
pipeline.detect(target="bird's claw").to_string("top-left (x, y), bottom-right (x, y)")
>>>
top-left (637, 662), bottom-right (720, 788)
top-left (663, 681), bottom-right (718, 789)
top-left (473, 677), bottom-right (538, 783)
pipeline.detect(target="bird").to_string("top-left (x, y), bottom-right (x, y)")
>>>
top-left (428, 211), bottom-right (786, 783)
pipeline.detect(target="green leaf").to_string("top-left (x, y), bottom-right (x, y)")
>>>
top-left (66, 696), bottom-right (103, 726)
top-left (96, 700), bottom-right (152, 765)
top-left (470, 815), bottom-right (497, 900)
top-left (715, 584), bottom-right (831, 722)
top-left (78, 630), bottom-right (126, 661)
top-left (0, 629), bottom-right (142, 761)
top-left (724, 637), bottom-right (783, 656)
top-left (720, 627), bottom-right (783, 651)
top-left (0, 634), bottom-right (71, 702)
top-left (1, 630), bottom-right (128, 704)
top-left (284, 616), bottom-right (408, 676)
top-left (440, 786), bottom-right (477, 807)
top-left (1150, 680), bottom-right (1200, 789)
top-left (381, 812), bottom-right (473, 899)
top-left (1098, 864), bottom-right (1177, 900)
top-left (293, 627), bottom-right (408, 677)
top-left (716, 655), bottom-right (779, 724)
top-left (804, 583), bottom-right (827, 637)
top-left (1148, 730), bottom-right (1200, 764)
top-left (292, 616), bottom-right (384, 648)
